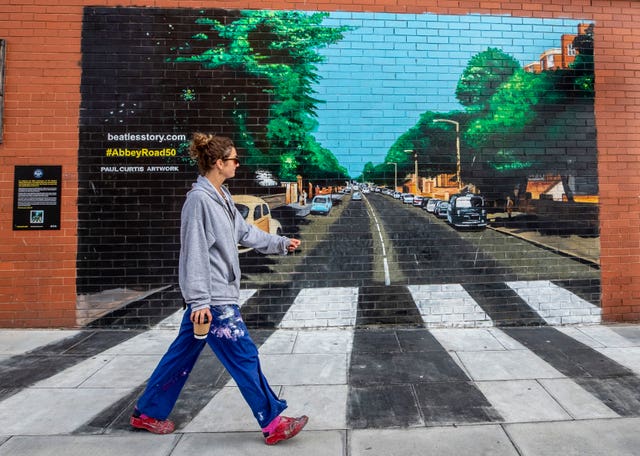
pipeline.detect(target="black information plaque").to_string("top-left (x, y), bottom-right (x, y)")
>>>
top-left (13, 166), bottom-right (62, 230)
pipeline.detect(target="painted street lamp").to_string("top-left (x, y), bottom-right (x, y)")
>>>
top-left (433, 118), bottom-right (461, 189)
top-left (387, 162), bottom-right (397, 190)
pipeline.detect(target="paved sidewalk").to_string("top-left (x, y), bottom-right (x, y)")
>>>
top-left (488, 211), bottom-right (600, 267)
top-left (2, 320), bottom-right (640, 455)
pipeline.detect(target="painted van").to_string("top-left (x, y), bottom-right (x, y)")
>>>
top-left (447, 194), bottom-right (487, 228)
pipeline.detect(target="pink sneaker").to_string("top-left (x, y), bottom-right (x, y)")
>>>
top-left (130, 413), bottom-right (175, 434)
top-left (264, 415), bottom-right (309, 445)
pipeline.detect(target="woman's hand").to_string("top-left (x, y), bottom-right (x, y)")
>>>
top-left (190, 307), bottom-right (212, 324)
top-left (287, 238), bottom-right (301, 252)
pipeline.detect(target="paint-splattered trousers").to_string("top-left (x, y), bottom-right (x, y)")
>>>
top-left (135, 304), bottom-right (287, 428)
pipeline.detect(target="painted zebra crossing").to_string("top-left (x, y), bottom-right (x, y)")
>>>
top-left (274, 280), bottom-right (600, 329)
top-left (0, 291), bottom-right (636, 438)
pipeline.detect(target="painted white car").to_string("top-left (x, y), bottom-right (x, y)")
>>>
top-left (233, 194), bottom-right (283, 253)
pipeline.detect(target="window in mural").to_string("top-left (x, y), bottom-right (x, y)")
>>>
top-left (78, 8), bottom-right (599, 329)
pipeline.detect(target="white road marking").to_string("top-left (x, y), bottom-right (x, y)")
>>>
top-left (364, 195), bottom-right (391, 286)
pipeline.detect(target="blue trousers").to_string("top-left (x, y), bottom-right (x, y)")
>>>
top-left (135, 304), bottom-right (287, 428)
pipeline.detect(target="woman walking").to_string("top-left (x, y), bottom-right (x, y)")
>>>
top-left (130, 133), bottom-right (308, 445)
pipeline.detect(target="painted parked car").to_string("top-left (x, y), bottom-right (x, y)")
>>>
top-left (233, 194), bottom-right (283, 253)
top-left (447, 194), bottom-right (488, 228)
top-left (425, 198), bottom-right (441, 213)
top-left (401, 193), bottom-right (414, 204)
top-left (310, 195), bottom-right (333, 215)
top-left (435, 200), bottom-right (449, 218)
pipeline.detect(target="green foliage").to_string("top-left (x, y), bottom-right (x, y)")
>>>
top-left (455, 48), bottom-right (521, 113)
top-left (465, 69), bottom-right (556, 147)
top-left (488, 149), bottom-right (534, 172)
top-left (386, 27), bottom-right (596, 197)
top-left (374, 111), bottom-right (473, 184)
top-left (171, 10), bottom-right (352, 181)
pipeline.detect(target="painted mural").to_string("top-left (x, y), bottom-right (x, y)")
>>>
top-left (78, 7), bottom-right (599, 328)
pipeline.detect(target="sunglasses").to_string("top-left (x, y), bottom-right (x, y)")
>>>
top-left (222, 157), bottom-right (240, 165)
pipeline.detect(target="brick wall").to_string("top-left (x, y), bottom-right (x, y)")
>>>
top-left (0, 0), bottom-right (639, 328)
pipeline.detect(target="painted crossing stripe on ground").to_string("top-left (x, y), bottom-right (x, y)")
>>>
top-left (270, 283), bottom-right (597, 329)
top-left (407, 281), bottom-right (602, 328)
top-left (3, 324), bottom-right (640, 435)
top-left (500, 326), bottom-right (640, 417)
top-left (278, 287), bottom-right (358, 328)
top-left (407, 284), bottom-right (492, 328)
top-left (430, 327), bottom-right (619, 423)
top-left (348, 328), bottom-right (502, 428)
top-left (506, 280), bottom-right (601, 325)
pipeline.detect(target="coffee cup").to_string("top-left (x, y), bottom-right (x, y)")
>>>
top-left (193, 315), bottom-right (211, 339)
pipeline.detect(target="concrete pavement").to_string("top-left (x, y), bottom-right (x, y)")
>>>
top-left (2, 317), bottom-right (640, 455)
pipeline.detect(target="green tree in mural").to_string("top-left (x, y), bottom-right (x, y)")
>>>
top-left (171, 10), bottom-right (350, 182)
top-left (568, 23), bottom-right (594, 94)
top-left (364, 111), bottom-right (472, 187)
top-left (465, 69), bottom-right (558, 148)
top-left (455, 48), bottom-right (521, 113)
top-left (381, 28), bottom-right (595, 201)
top-left (464, 46), bottom-right (595, 200)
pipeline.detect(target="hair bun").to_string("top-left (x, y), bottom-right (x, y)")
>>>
top-left (192, 132), bottom-right (213, 148)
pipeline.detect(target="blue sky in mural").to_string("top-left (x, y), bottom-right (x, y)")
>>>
top-left (311, 12), bottom-right (585, 177)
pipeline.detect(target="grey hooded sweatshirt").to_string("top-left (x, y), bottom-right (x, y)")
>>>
top-left (179, 175), bottom-right (291, 312)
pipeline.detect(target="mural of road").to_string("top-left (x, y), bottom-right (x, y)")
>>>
top-left (239, 191), bottom-right (600, 328)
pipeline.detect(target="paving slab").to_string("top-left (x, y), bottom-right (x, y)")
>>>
top-left (260, 353), bottom-right (348, 385)
top-left (0, 330), bottom-right (81, 356)
top-left (609, 325), bottom-right (640, 345)
top-left (429, 328), bottom-right (508, 351)
top-left (182, 386), bottom-right (261, 432)
top-left (0, 434), bottom-right (177, 456)
top-left (573, 326), bottom-right (638, 348)
top-left (556, 326), bottom-right (607, 348)
top-left (292, 328), bottom-right (353, 354)
top-left (456, 350), bottom-right (564, 381)
top-left (505, 417), bottom-right (640, 456)
top-left (0, 387), bottom-right (134, 434)
top-left (172, 430), bottom-right (344, 456)
top-left (279, 384), bottom-right (348, 430)
top-left (487, 328), bottom-right (528, 350)
top-left (350, 426), bottom-right (519, 456)
top-left (32, 354), bottom-right (117, 388)
top-left (596, 347), bottom-right (640, 375)
top-left (78, 354), bottom-right (163, 388)
top-left (100, 329), bottom-right (177, 355)
top-left (348, 384), bottom-right (423, 428)
top-left (475, 380), bottom-right (571, 423)
top-left (538, 378), bottom-right (619, 419)
top-left (258, 330), bottom-right (298, 354)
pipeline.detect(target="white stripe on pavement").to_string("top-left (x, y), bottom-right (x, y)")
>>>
top-left (408, 283), bottom-right (492, 328)
top-left (278, 287), bottom-right (359, 328)
top-left (430, 327), bottom-right (619, 422)
top-left (507, 280), bottom-right (601, 325)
